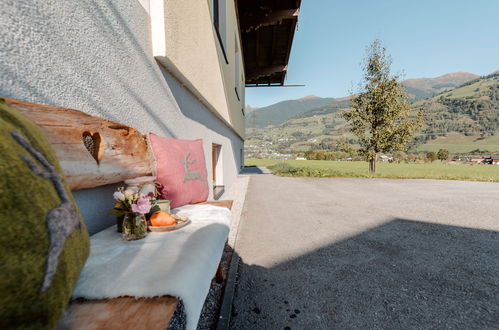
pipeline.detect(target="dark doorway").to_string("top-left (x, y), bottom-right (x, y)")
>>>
top-left (212, 144), bottom-right (224, 199)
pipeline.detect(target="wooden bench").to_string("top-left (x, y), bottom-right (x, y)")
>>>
top-left (5, 98), bottom-right (232, 329)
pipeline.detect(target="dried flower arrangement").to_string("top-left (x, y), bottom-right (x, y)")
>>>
top-left (110, 187), bottom-right (156, 240)
top-left (110, 188), bottom-right (154, 216)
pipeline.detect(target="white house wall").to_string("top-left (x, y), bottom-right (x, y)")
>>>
top-left (152, 0), bottom-right (246, 137)
top-left (0, 0), bottom-right (243, 234)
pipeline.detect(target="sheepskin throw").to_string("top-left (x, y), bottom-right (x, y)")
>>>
top-left (0, 99), bottom-right (90, 329)
top-left (73, 204), bottom-right (231, 330)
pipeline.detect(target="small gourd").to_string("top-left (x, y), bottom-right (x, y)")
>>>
top-left (150, 211), bottom-right (177, 227)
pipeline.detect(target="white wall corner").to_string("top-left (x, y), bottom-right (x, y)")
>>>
top-left (150, 0), bottom-right (166, 57)
top-left (137, 0), bottom-right (150, 14)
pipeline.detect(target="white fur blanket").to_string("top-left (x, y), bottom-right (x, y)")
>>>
top-left (72, 204), bottom-right (232, 330)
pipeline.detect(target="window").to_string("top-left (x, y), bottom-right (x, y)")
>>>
top-left (213, 0), bottom-right (228, 63)
top-left (234, 34), bottom-right (241, 100)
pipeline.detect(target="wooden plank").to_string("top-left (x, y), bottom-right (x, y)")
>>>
top-left (240, 9), bottom-right (299, 32)
top-left (58, 296), bottom-right (179, 330)
top-left (4, 98), bottom-right (152, 190)
top-left (246, 65), bottom-right (288, 81)
top-left (212, 144), bottom-right (217, 185)
top-left (215, 261), bottom-right (225, 283)
top-left (199, 200), bottom-right (234, 210)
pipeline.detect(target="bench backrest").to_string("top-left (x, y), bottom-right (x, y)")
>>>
top-left (5, 98), bottom-right (152, 190)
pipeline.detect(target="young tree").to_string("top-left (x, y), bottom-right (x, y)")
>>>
top-left (437, 148), bottom-right (449, 162)
top-left (342, 40), bottom-right (422, 172)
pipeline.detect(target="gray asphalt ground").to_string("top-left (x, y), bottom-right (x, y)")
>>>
top-left (230, 175), bottom-right (499, 330)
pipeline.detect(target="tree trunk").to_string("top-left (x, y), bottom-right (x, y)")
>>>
top-left (368, 154), bottom-right (378, 173)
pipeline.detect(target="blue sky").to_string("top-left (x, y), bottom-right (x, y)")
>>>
top-left (246, 0), bottom-right (499, 108)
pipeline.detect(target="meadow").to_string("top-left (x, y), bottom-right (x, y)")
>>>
top-left (245, 158), bottom-right (499, 182)
top-left (414, 132), bottom-right (499, 153)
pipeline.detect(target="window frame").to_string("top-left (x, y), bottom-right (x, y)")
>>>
top-left (213, 0), bottom-right (229, 64)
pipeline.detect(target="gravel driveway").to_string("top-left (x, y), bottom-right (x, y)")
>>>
top-left (230, 175), bottom-right (499, 329)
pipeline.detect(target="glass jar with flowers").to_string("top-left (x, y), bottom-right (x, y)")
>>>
top-left (110, 187), bottom-right (155, 240)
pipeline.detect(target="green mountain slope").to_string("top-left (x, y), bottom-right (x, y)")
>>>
top-left (246, 72), bottom-right (478, 129)
top-left (401, 72), bottom-right (479, 101)
top-left (245, 95), bottom-right (337, 128)
top-left (246, 72), bottom-right (499, 155)
top-left (413, 72), bottom-right (499, 151)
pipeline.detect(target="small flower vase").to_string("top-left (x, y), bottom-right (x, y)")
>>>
top-left (116, 215), bottom-right (124, 233)
top-left (122, 213), bottom-right (147, 241)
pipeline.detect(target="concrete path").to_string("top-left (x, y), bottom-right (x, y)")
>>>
top-left (230, 175), bottom-right (499, 329)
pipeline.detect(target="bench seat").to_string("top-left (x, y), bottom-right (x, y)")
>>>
top-left (59, 201), bottom-right (233, 330)
top-left (5, 99), bottom-right (233, 329)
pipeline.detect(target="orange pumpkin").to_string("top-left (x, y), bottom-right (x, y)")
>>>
top-left (150, 211), bottom-right (177, 227)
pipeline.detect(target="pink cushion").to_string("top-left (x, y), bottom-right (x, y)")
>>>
top-left (148, 133), bottom-right (209, 208)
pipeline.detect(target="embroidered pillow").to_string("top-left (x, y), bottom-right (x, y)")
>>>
top-left (148, 133), bottom-right (209, 208)
top-left (0, 99), bottom-right (90, 329)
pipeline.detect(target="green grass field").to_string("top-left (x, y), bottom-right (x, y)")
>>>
top-left (414, 132), bottom-right (499, 153)
top-left (245, 158), bottom-right (499, 182)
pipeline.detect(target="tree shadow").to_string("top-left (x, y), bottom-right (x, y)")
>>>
top-left (231, 219), bottom-right (499, 329)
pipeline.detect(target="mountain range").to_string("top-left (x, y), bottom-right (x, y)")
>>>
top-left (402, 72), bottom-right (479, 101)
top-left (246, 72), bottom-right (479, 129)
top-left (246, 95), bottom-right (338, 128)
top-left (246, 71), bottom-right (499, 154)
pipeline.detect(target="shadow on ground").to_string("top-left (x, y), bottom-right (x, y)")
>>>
top-left (240, 166), bottom-right (271, 175)
top-left (230, 218), bottom-right (499, 329)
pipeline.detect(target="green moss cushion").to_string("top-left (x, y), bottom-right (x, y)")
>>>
top-left (0, 99), bottom-right (90, 329)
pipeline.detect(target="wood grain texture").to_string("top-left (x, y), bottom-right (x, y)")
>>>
top-left (4, 98), bottom-right (152, 190)
top-left (199, 200), bottom-right (234, 210)
top-left (58, 296), bottom-right (179, 330)
top-left (215, 261), bottom-right (225, 283)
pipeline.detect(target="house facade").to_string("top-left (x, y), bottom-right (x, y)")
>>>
top-left (0, 0), bottom-right (300, 233)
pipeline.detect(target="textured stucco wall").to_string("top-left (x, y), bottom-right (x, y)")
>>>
top-left (0, 0), bottom-right (243, 234)
top-left (163, 69), bottom-right (244, 188)
top-left (155, 0), bottom-right (246, 137)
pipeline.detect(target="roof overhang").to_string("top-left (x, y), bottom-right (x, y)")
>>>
top-left (237, 0), bottom-right (301, 86)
